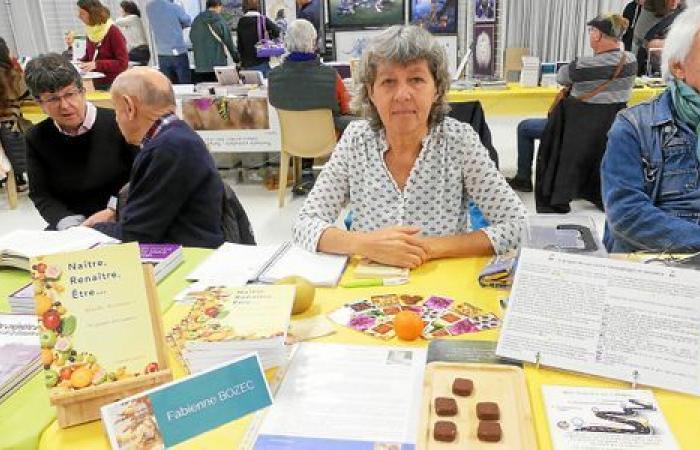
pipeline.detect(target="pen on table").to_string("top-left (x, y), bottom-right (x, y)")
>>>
top-left (340, 277), bottom-right (408, 288)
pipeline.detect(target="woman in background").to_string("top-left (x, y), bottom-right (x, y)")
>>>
top-left (72, 0), bottom-right (129, 89)
top-left (236, 0), bottom-right (280, 76)
top-left (0, 37), bottom-right (30, 192)
top-left (116, 1), bottom-right (150, 66)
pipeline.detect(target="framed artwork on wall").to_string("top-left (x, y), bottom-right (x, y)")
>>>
top-left (409, 0), bottom-right (457, 34)
top-left (433, 35), bottom-right (457, 77)
top-left (333, 29), bottom-right (383, 61)
top-left (474, 0), bottom-right (496, 23)
top-left (266, 0), bottom-right (297, 35)
top-left (327, 0), bottom-right (405, 28)
top-left (473, 23), bottom-right (495, 77)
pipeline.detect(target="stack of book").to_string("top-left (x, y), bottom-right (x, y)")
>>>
top-left (520, 56), bottom-right (541, 87)
top-left (139, 244), bottom-right (183, 283)
top-left (0, 227), bottom-right (119, 270)
top-left (7, 284), bottom-right (34, 315)
top-left (0, 314), bottom-right (41, 404)
top-left (168, 285), bottom-right (295, 373)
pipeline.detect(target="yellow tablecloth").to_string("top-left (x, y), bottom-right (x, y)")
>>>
top-left (446, 84), bottom-right (665, 116)
top-left (22, 84), bottom-right (664, 123)
top-left (1, 249), bottom-right (698, 449)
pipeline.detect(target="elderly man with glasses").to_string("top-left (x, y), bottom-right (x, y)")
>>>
top-left (24, 53), bottom-right (135, 230)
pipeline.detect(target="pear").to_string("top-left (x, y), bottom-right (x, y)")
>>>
top-left (276, 276), bottom-right (315, 315)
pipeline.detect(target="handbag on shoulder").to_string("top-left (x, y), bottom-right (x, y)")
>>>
top-left (254, 16), bottom-right (285, 58)
top-left (548, 53), bottom-right (628, 116)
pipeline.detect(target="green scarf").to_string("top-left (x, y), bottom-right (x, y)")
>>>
top-left (669, 79), bottom-right (700, 160)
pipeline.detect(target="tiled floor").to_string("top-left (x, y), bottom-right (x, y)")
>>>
top-left (0, 116), bottom-right (606, 244)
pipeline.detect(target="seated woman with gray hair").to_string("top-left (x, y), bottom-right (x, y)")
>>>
top-left (268, 18), bottom-right (352, 194)
top-left (293, 25), bottom-right (527, 268)
top-left (602, 5), bottom-right (700, 252)
top-left (268, 19), bottom-right (351, 131)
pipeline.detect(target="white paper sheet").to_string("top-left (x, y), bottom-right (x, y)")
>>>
top-left (0, 227), bottom-right (118, 258)
top-left (185, 243), bottom-right (279, 282)
top-left (497, 248), bottom-right (700, 396)
top-left (254, 343), bottom-right (426, 449)
top-left (542, 386), bottom-right (679, 450)
top-left (258, 245), bottom-right (348, 286)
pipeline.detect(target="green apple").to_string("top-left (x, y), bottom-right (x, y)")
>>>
top-left (276, 276), bottom-right (315, 315)
top-left (40, 330), bottom-right (57, 348)
top-left (44, 369), bottom-right (59, 388)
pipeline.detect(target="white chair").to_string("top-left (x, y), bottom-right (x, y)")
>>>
top-left (275, 108), bottom-right (336, 207)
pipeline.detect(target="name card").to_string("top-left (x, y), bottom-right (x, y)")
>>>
top-left (102, 353), bottom-right (272, 448)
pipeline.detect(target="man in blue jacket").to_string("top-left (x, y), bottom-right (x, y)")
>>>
top-left (601, 6), bottom-right (700, 252)
top-left (146, 0), bottom-right (192, 84)
top-left (90, 67), bottom-right (225, 248)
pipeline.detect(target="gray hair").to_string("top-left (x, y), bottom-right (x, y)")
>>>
top-left (662, 5), bottom-right (700, 80)
top-left (25, 53), bottom-right (83, 97)
top-left (111, 67), bottom-right (175, 108)
top-left (352, 25), bottom-right (450, 131)
top-left (284, 19), bottom-right (317, 54)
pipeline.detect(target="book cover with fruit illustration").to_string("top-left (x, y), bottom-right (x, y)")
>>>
top-left (32, 243), bottom-right (161, 394)
top-left (169, 285), bottom-right (295, 349)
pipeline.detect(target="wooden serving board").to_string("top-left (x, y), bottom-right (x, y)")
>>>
top-left (417, 362), bottom-right (537, 450)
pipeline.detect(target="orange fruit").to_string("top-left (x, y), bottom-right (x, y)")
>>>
top-left (40, 348), bottom-right (54, 365)
top-left (70, 367), bottom-right (93, 388)
top-left (35, 294), bottom-right (52, 316)
top-left (394, 311), bottom-right (424, 341)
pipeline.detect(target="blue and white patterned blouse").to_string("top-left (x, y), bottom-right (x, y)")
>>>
top-left (293, 117), bottom-right (527, 255)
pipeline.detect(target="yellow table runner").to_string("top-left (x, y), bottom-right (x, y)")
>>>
top-left (1, 249), bottom-right (697, 449)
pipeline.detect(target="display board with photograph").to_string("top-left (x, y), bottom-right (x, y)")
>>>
top-left (333, 29), bottom-right (383, 61)
top-left (327, 0), bottom-right (405, 28)
top-left (266, 0), bottom-right (297, 35)
top-left (410, 0), bottom-right (457, 34)
top-left (178, 94), bottom-right (281, 153)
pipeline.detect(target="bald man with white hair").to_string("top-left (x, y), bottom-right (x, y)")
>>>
top-left (90, 67), bottom-right (226, 248)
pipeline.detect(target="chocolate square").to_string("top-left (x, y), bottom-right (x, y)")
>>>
top-left (434, 397), bottom-right (458, 416)
top-left (476, 402), bottom-right (500, 420)
top-left (433, 420), bottom-right (457, 442)
top-left (452, 378), bottom-right (473, 396)
top-left (477, 421), bottom-right (502, 442)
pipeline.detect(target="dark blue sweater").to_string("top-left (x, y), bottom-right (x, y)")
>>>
top-left (95, 120), bottom-right (225, 248)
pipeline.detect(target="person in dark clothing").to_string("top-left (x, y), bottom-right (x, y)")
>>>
top-left (190, 0), bottom-right (240, 83)
top-left (622, 0), bottom-right (644, 51)
top-left (637, 4), bottom-right (684, 75)
top-left (24, 54), bottom-right (134, 230)
top-left (296, 0), bottom-right (321, 32)
top-left (91, 67), bottom-right (225, 248)
top-left (236, 0), bottom-right (280, 77)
